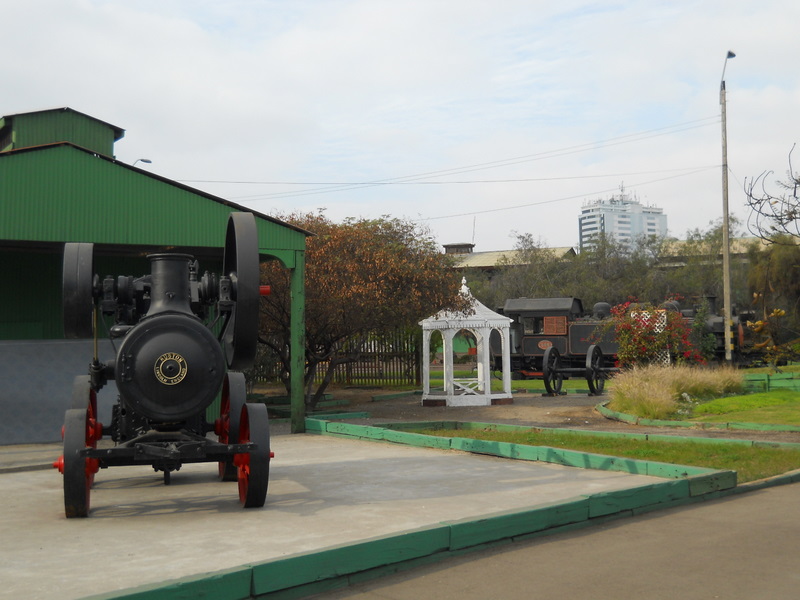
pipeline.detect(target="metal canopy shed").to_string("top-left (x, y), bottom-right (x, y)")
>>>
top-left (0, 107), bottom-right (311, 442)
top-left (420, 279), bottom-right (513, 406)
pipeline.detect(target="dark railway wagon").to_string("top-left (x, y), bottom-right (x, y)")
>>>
top-left (491, 294), bottom-right (759, 396)
top-left (490, 297), bottom-right (617, 395)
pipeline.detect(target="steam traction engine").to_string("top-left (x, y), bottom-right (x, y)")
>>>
top-left (53, 212), bottom-right (271, 518)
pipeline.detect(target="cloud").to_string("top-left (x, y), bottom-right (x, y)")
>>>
top-left (3, 0), bottom-right (800, 250)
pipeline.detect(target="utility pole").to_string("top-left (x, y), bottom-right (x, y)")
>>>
top-left (720, 50), bottom-right (735, 363)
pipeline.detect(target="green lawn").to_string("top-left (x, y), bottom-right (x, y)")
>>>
top-left (419, 427), bottom-right (800, 483)
top-left (690, 389), bottom-right (800, 426)
top-left (427, 371), bottom-right (597, 392)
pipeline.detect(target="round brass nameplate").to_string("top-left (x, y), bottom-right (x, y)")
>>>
top-left (154, 352), bottom-right (188, 385)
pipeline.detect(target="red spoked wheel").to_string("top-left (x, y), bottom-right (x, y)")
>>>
top-left (63, 376), bottom-right (102, 487)
top-left (234, 403), bottom-right (270, 508)
top-left (215, 371), bottom-right (246, 481)
top-left (57, 408), bottom-right (100, 518)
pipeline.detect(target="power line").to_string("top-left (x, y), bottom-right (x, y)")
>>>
top-left (417, 167), bottom-right (717, 222)
top-left (178, 165), bottom-right (718, 186)
top-left (176, 115), bottom-right (720, 201)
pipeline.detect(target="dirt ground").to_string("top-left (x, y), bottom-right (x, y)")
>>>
top-left (257, 384), bottom-right (800, 445)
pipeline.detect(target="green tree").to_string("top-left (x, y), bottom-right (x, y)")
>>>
top-left (747, 235), bottom-right (800, 347)
top-left (480, 233), bottom-right (564, 309)
top-left (258, 212), bottom-right (469, 408)
top-left (658, 218), bottom-right (752, 312)
top-left (568, 234), bottom-right (670, 307)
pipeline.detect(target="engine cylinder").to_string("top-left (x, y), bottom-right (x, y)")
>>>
top-left (146, 254), bottom-right (195, 317)
top-left (116, 313), bottom-right (225, 422)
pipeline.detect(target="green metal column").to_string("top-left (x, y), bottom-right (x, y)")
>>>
top-left (290, 250), bottom-right (306, 433)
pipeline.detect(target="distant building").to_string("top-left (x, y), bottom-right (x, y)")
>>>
top-left (442, 242), bottom-right (476, 255)
top-left (444, 245), bottom-right (577, 274)
top-left (579, 186), bottom-right (667, 249)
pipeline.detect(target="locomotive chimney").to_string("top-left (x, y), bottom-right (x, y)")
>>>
top-left (146, 254), bottom-right (195, 317)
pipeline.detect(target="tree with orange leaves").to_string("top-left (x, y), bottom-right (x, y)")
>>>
top-left (259, 211), bottom-right (469, 408)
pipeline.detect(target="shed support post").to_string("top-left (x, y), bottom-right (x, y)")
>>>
top-left (290, 250), bottom-right (306, 433)
top-left (421, 331), bottom-right (431, 396)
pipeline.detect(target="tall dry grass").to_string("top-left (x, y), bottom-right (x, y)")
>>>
top-left (607, 365), bottom-right (745, 420)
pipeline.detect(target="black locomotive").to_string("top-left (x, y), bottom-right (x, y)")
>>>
top-left (490, 297), bottom-right (618, 395)
top-left (492, 296), bottom-right (756, 396)
top-left (53, 212), bottom-right (270, 518)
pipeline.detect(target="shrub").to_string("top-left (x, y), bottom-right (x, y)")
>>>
top-left (597, 301), bottom-right (705, 368)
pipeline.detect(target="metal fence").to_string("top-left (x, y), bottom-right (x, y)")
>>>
top-left (250, 329), bottom-right (421, 388)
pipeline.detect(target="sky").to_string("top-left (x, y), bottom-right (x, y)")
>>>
top-left (5, 1), bottom-right (800, 251)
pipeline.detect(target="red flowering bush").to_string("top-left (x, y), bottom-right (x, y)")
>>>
top-left (602, 301), bottom-right (705, 369)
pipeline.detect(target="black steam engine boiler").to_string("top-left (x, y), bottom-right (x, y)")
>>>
top-left (53, 212), bottom-right (271, 518)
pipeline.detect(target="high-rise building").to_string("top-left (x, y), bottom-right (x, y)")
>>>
top-left (578, 186), bottom-right (667, 249)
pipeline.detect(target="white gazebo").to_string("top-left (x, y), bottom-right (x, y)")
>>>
top-left (420, 279), bottom-right (513, 406)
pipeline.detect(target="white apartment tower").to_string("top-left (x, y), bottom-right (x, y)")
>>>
top-left (578, 186), bottom-right (667, 249)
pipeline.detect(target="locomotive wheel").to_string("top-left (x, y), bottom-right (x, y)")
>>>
top-left (585, 344), bottom-right (605, 396)
top-left (217, 372), bottom-right (246, 481)
top-left (222, 212), bottom-right (260, 371)
top-left (542, 347), bottom-right (563, 395)
top-left (62, 408), bottom-right (97, 518)
top-left (62, 243), bottom-right (95, 339)
top-left (236, 403), bottom-right (270, 508)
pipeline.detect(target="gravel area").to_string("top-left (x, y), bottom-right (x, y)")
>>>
top-left (258, 384), bottom-right (800, 445)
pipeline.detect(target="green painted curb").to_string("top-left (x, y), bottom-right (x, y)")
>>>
top-left (251, 525), bottom-right (451, 594)
top-left (587, 479), bottom-right (690, 518)
top-left (445, 497), bottom-right (590, 550)
top-left (596, 400), bottom-right (800, 433)
top-left (81, 565), bottom-right (252, 600)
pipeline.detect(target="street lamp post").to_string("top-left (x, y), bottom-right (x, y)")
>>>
top-left (133, 158), bottom-right (152, 167)
top-left (720, 50), bottom-right (735, 363)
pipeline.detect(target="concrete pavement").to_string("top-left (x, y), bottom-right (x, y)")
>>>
top-left (3, 422), bottom-right (799, 600)
top-left (2, 430), bottom-right (668, 600)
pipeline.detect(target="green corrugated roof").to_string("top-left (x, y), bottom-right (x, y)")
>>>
top-left (0, 142), bottom-right (310, 256)
top-left (0, 107), bottom-right (125, 156)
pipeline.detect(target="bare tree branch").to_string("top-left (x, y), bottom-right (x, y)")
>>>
top-left (745, 145), bottom-right (800, 243)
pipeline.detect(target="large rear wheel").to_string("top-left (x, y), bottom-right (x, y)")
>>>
top-left (221, 213), bottom-right (260, 370)
top-left (236, 403), bottom-right (270, 508)
top-left (62, 243), bottom-right (95, 339)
